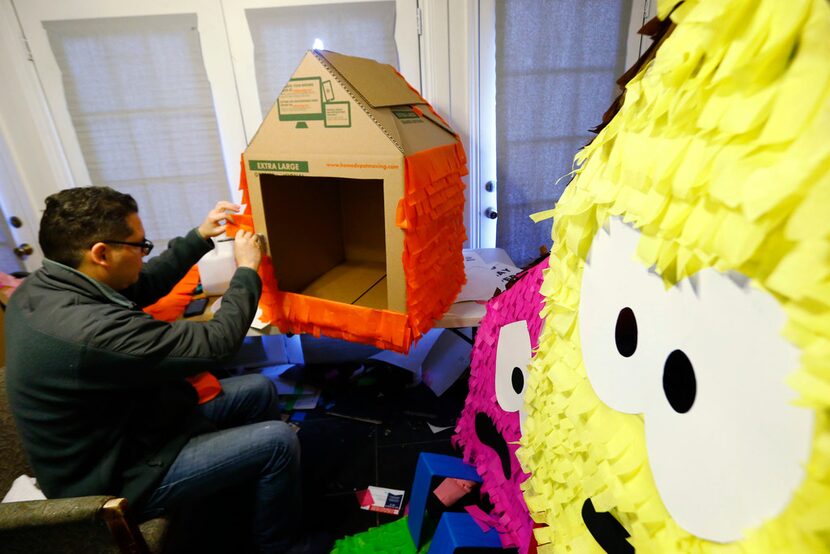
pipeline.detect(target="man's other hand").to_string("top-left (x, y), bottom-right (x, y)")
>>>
top-left (198, 201), bottom-right (241, 239)
top-left (234, 229), bottom-right (262, 271)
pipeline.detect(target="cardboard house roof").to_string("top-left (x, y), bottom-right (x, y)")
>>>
top-left (319, 50), bottom-right (423, 108)
top-left (247, 49), bottom-right (457, 159)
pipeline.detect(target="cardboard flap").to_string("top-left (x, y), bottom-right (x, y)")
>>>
top-left (370, 109), bottom-right (405, 152)
top-left (418, 108), bottom-right (457, 138)
top-left (317, 50), bottom-right (425, 108)
top-left (393, 109), bottom-right (458, 155)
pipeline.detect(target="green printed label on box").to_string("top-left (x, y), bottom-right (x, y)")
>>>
top-left (392, 109), bottom-right (420, 120)
top-left (324, 101), bottom-right (351, 128)
top-left (277, 77), bottom-right (324, 121)
top-left (248, 160), bottom-right (309, 173)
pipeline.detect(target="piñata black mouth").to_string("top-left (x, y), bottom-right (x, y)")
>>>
top-left (474, 412), bottom-right (512, 481)
top-left (581, 498), bottom-right (634, 553)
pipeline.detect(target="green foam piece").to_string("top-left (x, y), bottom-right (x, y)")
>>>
top-left (331, 517), bottom-right (431, 553)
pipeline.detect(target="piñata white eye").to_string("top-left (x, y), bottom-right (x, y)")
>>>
top-left (578, 217), bottom-right (814, 542)
top-left (495, 321), bottom-right (532, 424)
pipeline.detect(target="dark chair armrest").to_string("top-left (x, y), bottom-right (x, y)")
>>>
top-left (0, 495), bottom-right (114, 529)
top-left (0, 496), bottom-right (152, 554)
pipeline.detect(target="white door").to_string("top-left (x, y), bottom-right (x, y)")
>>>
top-left (0, 133), bottom-right (40, 274)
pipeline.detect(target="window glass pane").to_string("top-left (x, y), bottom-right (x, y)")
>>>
top-left (495, 0), bottom-right (632, 266)
top-left (44, 14), bottom-right (228, 253)
top-left (246, 1), bottom-right (398, 117)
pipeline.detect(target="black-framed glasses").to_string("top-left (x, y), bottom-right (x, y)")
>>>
top-left (101, 239), bottom-right (154, 256)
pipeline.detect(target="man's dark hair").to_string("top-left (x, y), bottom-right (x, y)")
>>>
top-left (39, 186), bottom-right (139, 268)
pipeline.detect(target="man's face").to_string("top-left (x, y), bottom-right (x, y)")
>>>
top-left (107, 212), bottom-right (146, 290)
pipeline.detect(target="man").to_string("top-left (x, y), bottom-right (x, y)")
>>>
top-left (4, 186), bottom-right (300, 552)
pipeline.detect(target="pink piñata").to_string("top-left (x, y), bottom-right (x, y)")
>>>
top-left (452, 256), bottom-right (547, 552)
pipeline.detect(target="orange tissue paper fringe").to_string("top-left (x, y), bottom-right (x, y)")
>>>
top-left (143, 265), bottom-right (222, 404)
top-left (233, 147), bottom-right (467, 353)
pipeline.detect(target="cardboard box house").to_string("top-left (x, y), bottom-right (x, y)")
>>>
top-left (240, 50), bottom-right (468, 353)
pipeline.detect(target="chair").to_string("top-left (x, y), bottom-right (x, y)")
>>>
top-left (0, 366), bottom-right (170, 553)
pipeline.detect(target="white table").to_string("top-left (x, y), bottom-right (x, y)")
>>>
top-left (435, 247), bottom-right (516, 329)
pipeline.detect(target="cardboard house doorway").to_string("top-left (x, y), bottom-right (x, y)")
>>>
top-left (261, 174), bottom-right (387, 309)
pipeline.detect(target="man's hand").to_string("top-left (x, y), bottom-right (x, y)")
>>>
top-left (197, 201), bottom-right (240, 240)
top-left (233, 229), bottom-right (262, 271)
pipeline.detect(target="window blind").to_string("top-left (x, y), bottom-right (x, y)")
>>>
top-left (495, 0), bottom-right (632, 266)
top-left (44, 14), bottom-right (229, 253)
top-left (246, 1), bottom-right (398, 117)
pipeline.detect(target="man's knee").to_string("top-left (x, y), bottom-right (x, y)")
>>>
top-left (235, 373), bottom-right (279, 416)
top-left (250, 373), bottom-right (277, 398)
top-left (253, 421), bottom-right (300, 470)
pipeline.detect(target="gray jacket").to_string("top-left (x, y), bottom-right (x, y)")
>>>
top-left (4, 229), bottom-right (261, 508)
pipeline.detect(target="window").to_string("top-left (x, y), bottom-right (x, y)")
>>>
top-left (43, 15), bottom-right (229, 248)
top-left (493, 0), bottom-right (634, 266)
top-left (246, 1), bottom-right (399, 117)
top-left (8, 0), bottom-right (418, 255)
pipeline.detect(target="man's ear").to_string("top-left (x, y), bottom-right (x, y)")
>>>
top-left (88, 242), bottom-right (110, 267)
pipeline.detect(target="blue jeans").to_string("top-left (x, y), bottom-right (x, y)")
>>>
top-left (137, 374), bottom-right (301, 552)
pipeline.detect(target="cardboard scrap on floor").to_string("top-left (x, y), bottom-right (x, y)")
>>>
top-left (261, 363), bottom-right (321, 410)
top-left (355, 486), bottom-right (406, 515)
top-left (433, 477), bottom-right (478, 507)
top-left (370, 328), bottom-right (471, 396)
top-left (227, 334), bottom-right (305, 371)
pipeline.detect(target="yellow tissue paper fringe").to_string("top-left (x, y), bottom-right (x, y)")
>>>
top-left (520, 0), bottom-right (830, 551)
